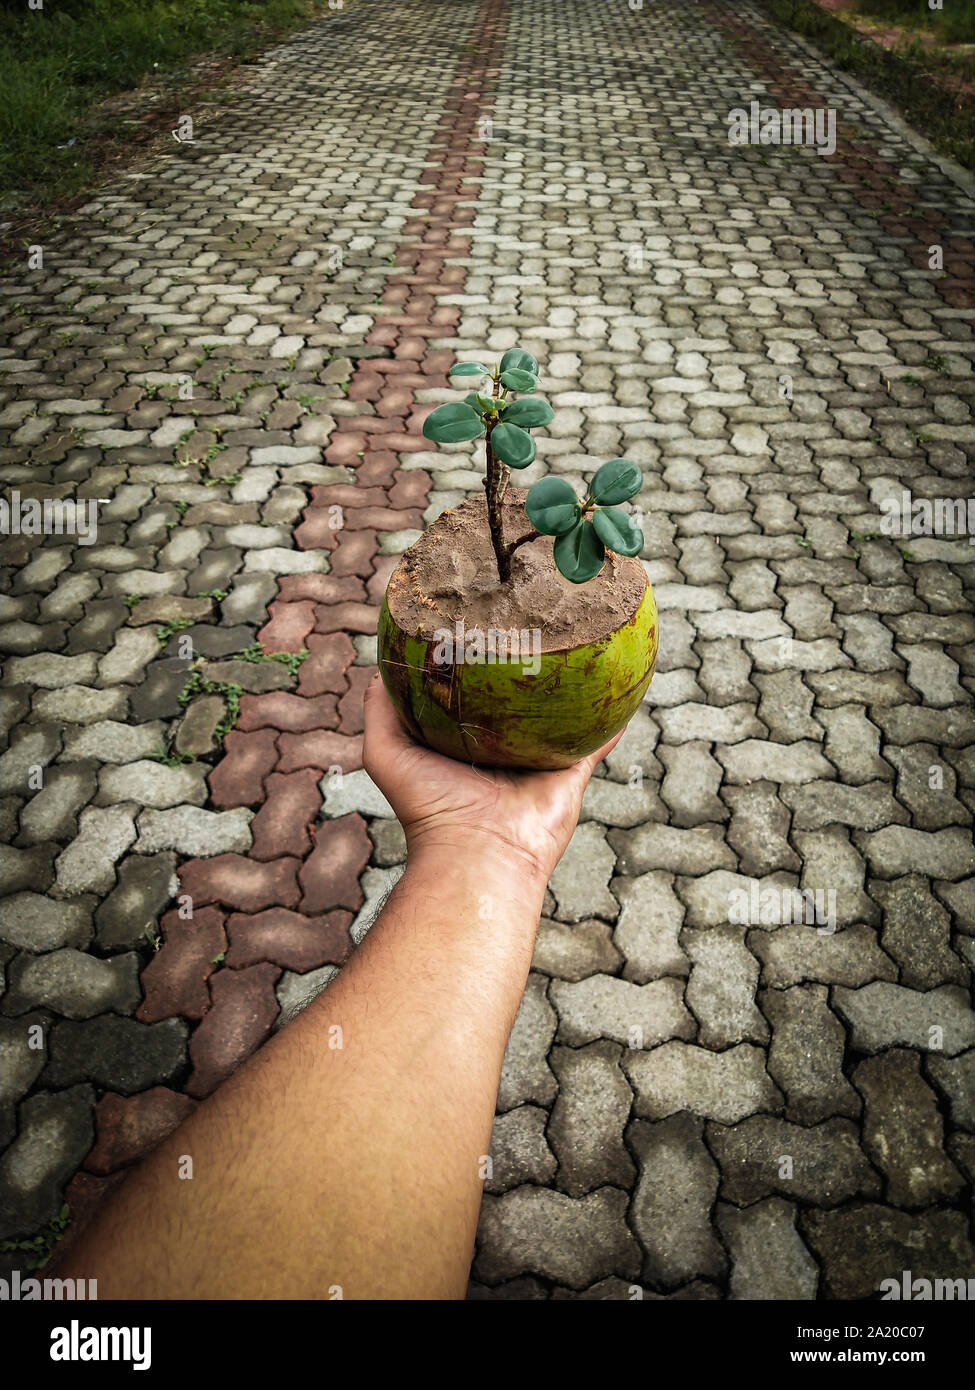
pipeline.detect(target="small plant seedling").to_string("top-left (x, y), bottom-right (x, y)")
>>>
top-left (422, 348), bottom-right (644, 583)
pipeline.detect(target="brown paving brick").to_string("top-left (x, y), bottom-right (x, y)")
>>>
top-left (85, 1087), bottom-right (197, 1175)
top-left (208, 727), bottom-right (279, 808)
top-left (328, 529), bottom-right (378, 576)
top-left (324, 431), bottom-right (367, 464)
top-left (277, 573), bottom-right (367, 605)
top-left (56, 1171), bottom-right (127, 1264)
top-left (178, 854), bottom-right (302, 912)
top-left (236, 690), bottom-right (338, 733)
top-left (312, 601), bottom-right (377, 636)
top-left (337, 666), bottom-right (375, 736)
top-left (294, 508), bottom-right (355, 549)
top-left (367, 555), bottom-right (398, 604)
top-left (341, 506), bottom-right (424, 531)
top-left (388, 469), bottom-right (432, 509)
top-left (257, 599), bottom-right (317, 653)
top-left (186, 963), bottom-right (281, 1098)
top-left (138, 905), bottom-right (228, 1023)
top-left (277, 728), bottom-right (362, 773)
top-left (250, 769), bottom-right (322, 860)
top-left (299, 813), bottom-right (371, 914)
top-left (297, 631), bottom-right (357, 696)
top-left (225, 907), bottom-right (353, 970)
top-left (309, 483), bottom-right (388, 509)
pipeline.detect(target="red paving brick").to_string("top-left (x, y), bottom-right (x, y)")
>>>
top-left (299, 814), bottom-right (371, 914)
top-left (224, 907), bottom-right (353, 970)
top-left (277, 728), bottom-right (362, 773)
top-left (208, 728), bottom-right (279, 808)
top-left (138, 905), bottom-right (228, 1022)
top-left (249, 769), bottom-right (323, 860)
top-left (185, 963), bottom-right (282, 1099)
top-left (85, 1088), bottom-right (197, 1175)
top-left (178, 854), bottom-right (303, 912)
top-left (297, 632), bottom-right (358, 696)
top-left (236, 691), bottom-right (339, 733)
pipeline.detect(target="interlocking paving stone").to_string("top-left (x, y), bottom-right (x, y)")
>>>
top-left (1, 0), bottom-right (974, 1294)
top-left (484, 1105), bottom-right (557, 1195)
top-left (853, 1050), bottom-right (966, 1207)
top-left (707, 1115), bottom-right (881, 1207)
top-left (628, 1114), bottom-right (726, 1289)
top-left (548, 1042), bottom-right (635, 1197)
top-left (716, 1198), bottom-right (819, 1301)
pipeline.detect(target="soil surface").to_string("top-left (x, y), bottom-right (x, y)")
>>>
top-left (385, 488), bottom-right (648, 650)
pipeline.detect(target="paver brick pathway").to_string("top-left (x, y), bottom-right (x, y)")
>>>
top-left (1, 0), bottom-right (973, 1299)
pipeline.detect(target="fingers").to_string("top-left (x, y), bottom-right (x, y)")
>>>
top-left (577, 726), bottom-right (626, 780)
top-left (362, 674), bottom-right (416, 776)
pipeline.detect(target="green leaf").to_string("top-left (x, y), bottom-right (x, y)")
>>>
top-left (590, 458), bottom-right (642, 505)
top-left (422, 402), bottom-right (486, 443)
top-left (448, 361), bottom-right (489, 377)
top-left (525, 477), bottom-right (582, 536)
top-left (503, 397), bottom-right (554, 429)
top-left (554, 520), bottom-right (605, 584)
top-left (490, 422), bottom-right (536, 469)
top-left (500, 368), bottom-right (539, 393)
top-left (499, 348), bottom-right (539, 376)
top-left (475, 393), bottom-right (502, 412)
top-left (592, 506), bottom-right (644, 557)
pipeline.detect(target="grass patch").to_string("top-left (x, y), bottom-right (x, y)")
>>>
top-left (0, 0), bottom-right (338, 206)
top-left (758, 0), bottom-right (974, 169)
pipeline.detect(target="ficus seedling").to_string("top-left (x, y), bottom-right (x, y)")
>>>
top-left (422, 347), bottom-right (644, 584)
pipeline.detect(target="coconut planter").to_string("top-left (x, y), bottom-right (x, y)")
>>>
top-left (378, 489), bottom-right (658, 770)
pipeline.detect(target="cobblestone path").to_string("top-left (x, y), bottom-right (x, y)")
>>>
top-left (1, 0), bottom-right (973, 1300)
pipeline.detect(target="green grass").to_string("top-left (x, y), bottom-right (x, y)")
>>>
top-left (853, 0), bottom-right (975, 44)
top-left (0, 0), bottom-right (330, 204)
top-left (759, 0), bottom-right (974, 168)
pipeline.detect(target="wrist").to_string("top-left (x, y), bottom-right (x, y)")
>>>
top-left (405, 828), bottom-right (550, 908)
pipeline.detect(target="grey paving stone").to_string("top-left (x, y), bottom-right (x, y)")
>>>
top-left (609, 823), bottom-right (735, 877)
top-left (0, 893), bottom-right (93, 953)
top-left (761, 985), bottom-right (861, 1124)
top-left (708, 1114), bottom-right (881, 1207)
top-left (95, 852), bottom-right (178, 949)
top-left (0, 1086), bottom-right (95, 1241)
top-left (612, 872), bottom-right (688, 983)
top-left (62, 720), bottom-right (166, 763)
top-left (548, 822), bottom-right (618, 922)
top-left (800, 1205), bottom-right (975, 1301)
top-left (748, 923), bottom-right (898, 989)
top-left (17, 762), bottom-right (99, 845)
top-left (723, 783), bottom-right (801, 875)
top-left (857, 826), bottom-right (975, 881)
top-left (853, 1050), bottom-right (965, 1207)
top-left (924, 1051), bottom-right (975, 1132)
top-left (53, 804), bottom-right (137, 895)
top-left (833, 983), bottom-right (975, 1056)
top-left (683, 927), bottom-right (768, 1048)
top-left (97, 759), bottom-right (208, 810)
top-left (43, 1015), bottom-right (188, 1094)
top-left (484, 1105), bottom-right (557, 1195)
top-left (871, 875), bottom-right (969, 990)
top-left (628, 1113), bottom-right (725, 1289)
top-left (717, 1198), bottom-right (819, 1301)
top-left (548, 1041), bottom-right (635, 1196)
top-left (475, 1186), bottom-right (641, 1289)
top-left (3, 949), bottom-right (141, 1020)
top-left (623, 1042), bottom-right (782, 1124)
top-left (0, 1017), bottom-right (47, 1106)
top-left (134, 805), bottom-right (253, 856)
top-left (497, 972), bottom-right (557, 1111)
top-left (531, 917), bottom-right (622, 982)
top-left (551, 975), bottom-right (694, 1050)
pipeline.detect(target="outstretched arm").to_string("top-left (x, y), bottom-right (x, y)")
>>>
top-left (54, 678), bottom-right (619, 1300)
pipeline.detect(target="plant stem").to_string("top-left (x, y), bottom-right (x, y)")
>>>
top-left (484, 372), bottom-right (511, 583)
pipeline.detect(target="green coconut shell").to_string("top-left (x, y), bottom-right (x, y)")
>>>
top-left (378, 575), bottom-right (659, 771)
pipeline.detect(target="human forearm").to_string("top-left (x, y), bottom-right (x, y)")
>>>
top-left (56, 845), bottom-right (546, 1300)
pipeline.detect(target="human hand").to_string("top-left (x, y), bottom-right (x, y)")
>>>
top-left (362, 675), bottom-right (624, 888)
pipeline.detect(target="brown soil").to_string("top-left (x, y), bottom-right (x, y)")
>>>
top-left (386, 488), bottom-right (648, 652)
